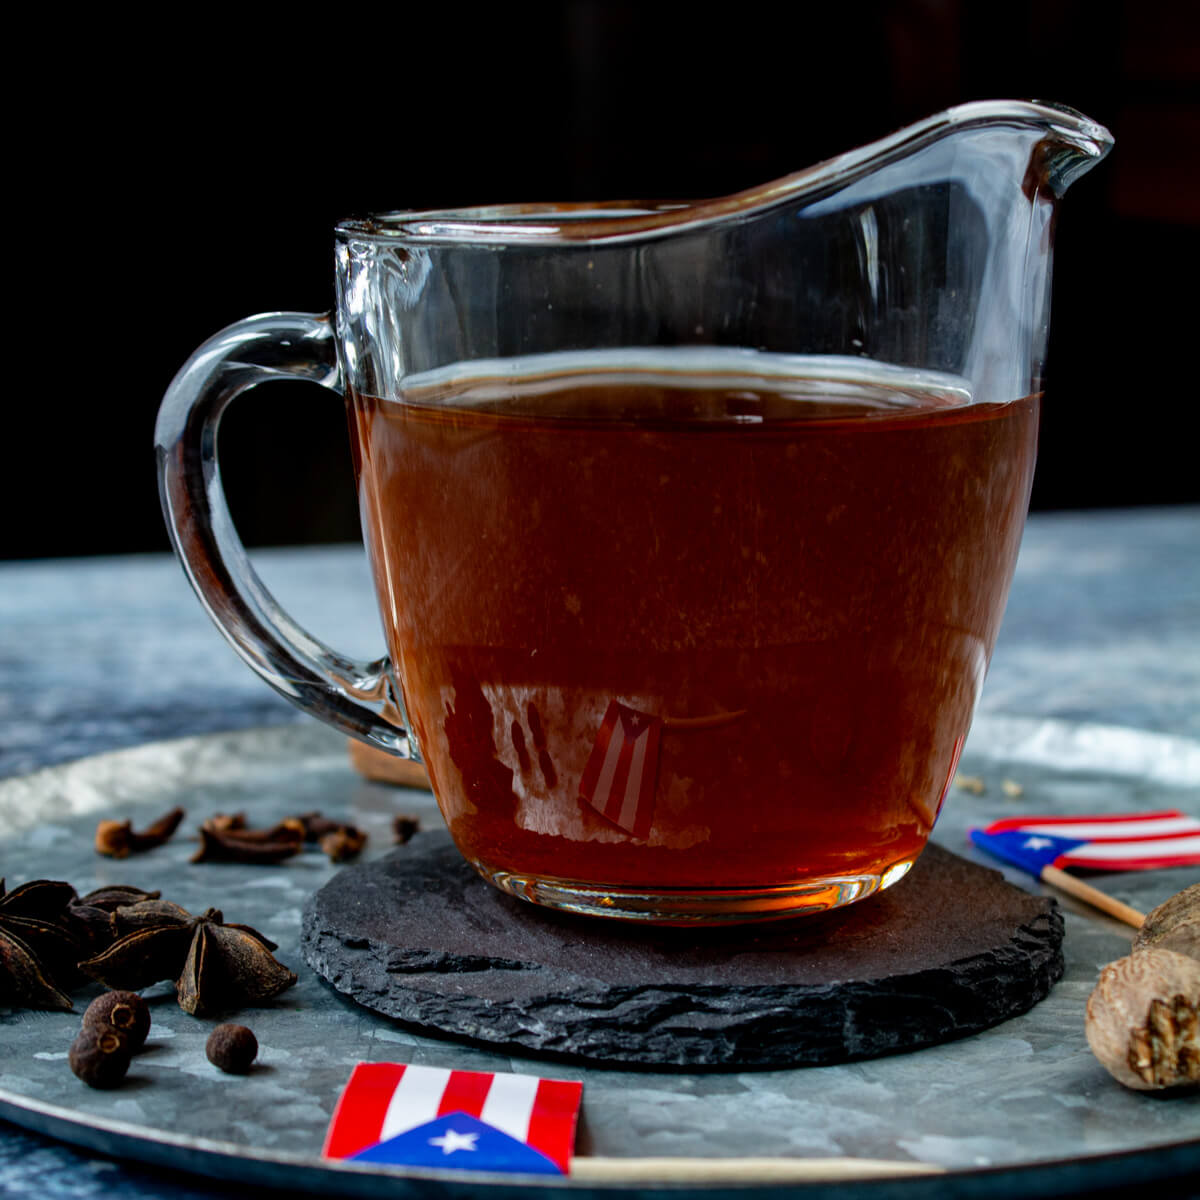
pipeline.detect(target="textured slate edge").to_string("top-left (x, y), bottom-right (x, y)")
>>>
top-left (301, 898), bottom-right (1064, 1070)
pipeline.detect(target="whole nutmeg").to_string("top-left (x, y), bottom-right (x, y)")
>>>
top-left (206, 1023), bottom-right (258, 1074)
top-left (82, 990), bottom-right (151, 1050)
top-left (1133, 882), bottom-right (1200, 960)
top-left (1086, 948), bottom-right (1200, 1091)
top-left (69, 1027), bottom-right (132, 1089)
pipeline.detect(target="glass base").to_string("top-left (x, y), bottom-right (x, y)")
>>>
top-left (474, 857), bottom-right (917, 925)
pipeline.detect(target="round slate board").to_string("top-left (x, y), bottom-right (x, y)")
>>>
top-left (301, 832), bottom-right (1064, 1067)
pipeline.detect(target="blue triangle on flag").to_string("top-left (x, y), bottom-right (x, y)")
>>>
top-left (348, 1112), bottom-right (564, 1175)
top-left (971, 829), bottom-right (1088, 875)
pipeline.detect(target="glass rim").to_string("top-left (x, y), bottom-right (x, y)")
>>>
top-left (334, 100), bottom-right (1112, 248)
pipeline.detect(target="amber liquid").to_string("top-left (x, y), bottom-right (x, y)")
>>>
top-left (350, 351), bottom-right (1038, 911)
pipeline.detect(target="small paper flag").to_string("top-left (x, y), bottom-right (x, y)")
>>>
top-left (324, 1063), bottom-right (583, 1175)
top-left (971, 810), bottom-right (1200, 875)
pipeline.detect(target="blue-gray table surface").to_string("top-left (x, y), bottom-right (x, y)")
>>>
top-left (1, 506), bottom-right (1198, 1197)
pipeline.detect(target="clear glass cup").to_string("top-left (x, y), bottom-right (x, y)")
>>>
top-left (156, 101), bottom-right (1112, 923)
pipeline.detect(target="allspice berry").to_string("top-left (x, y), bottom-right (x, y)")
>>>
top-left (82, 990), bottom-right (151, 1050)
top-left (206, 1023), bottom-right (258, 1074)
top-left (1085, 948), bottom-right (1200, 1091)
top-left (69, 1027), bottom-right (132, 1089)
top-left (1133, 882), bottom-right (1200, 960)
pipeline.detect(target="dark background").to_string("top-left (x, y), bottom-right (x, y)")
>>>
top-left (6, 0), bottom-right (1198, 559)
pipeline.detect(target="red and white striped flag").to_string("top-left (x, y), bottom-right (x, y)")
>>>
top-left (578, 700), bottom-right (663, 839)
top-left (323, 1063), bottom-right (583, 1174)
top-left (972, 809), bottom-right (1200, 874)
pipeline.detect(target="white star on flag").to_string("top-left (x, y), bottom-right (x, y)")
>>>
top-left (428, 1128), bottom-right (479, 1155)
top-left (1022, 836), bottom-right (1054, 851)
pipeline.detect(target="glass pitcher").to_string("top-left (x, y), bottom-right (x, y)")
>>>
top-left (156, 100), bottom-right (1112, 922)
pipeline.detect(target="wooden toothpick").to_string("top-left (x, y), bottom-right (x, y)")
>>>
top-left (570, 1155), bottom-right (943, 1181)
top-left (1039, 866), bottom-right (1145, 928)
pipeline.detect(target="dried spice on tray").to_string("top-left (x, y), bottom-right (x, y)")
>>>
top-left (0, 880), bottom-right (164, 1011)
top-left (1, 875), bottom-right (298, 1017)
top-left (189, 810), bottom-right (368, 864)
top-left (0, 879), bottom-right (85, 1011)
top-left (80, 899), bottom-right (297, 1016)
top-left (94, 807), bottom-right (185, 857)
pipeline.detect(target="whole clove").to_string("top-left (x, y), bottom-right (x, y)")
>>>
top-left (292, 811), bottom-right (368, 862)
top-left (191, 819), bottom-right (305, 864)
top-left (320, 827), bottom-right (368, 862)
top-left (200, 815), bottom-right (304, 842)
top-left (392, 814), bottom-right (421, 845)
top-left (295, 812), bottom-right (343, 841)
top-left (203, 813), bottom-right (248, 834)
top-left (95, 808), bottom-right (185, 858)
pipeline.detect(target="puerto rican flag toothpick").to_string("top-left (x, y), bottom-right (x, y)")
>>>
top-left (970, 809), bottom-right (1200, 928)
top-left (324, 1063), bottom-right (583, 1175)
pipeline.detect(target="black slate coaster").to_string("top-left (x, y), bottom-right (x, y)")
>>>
top-left (301, 832), bottom-right (1063, 1068)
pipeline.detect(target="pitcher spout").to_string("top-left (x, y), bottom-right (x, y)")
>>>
top-left (701, 99), bottom-right (1113, 232)
top-left (1019, 101), bottom-right (1114, 195)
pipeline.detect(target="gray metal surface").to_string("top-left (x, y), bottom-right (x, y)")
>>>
top-left (1, 716), bottom-right (1198, 1194)
top-left (2, 507), bottom-right (1198, 1196)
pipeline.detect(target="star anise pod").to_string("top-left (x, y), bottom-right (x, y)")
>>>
top-left (79, 900), bottom-right (207, 990)
top-left (0, 878), bottom-right (90, 1011)
top-left (109, 897), bottom-right (194, 938)
top-left (79, 899), bottom-right (297, 1017)
top-left (66, 885), bottom-right (161, 954)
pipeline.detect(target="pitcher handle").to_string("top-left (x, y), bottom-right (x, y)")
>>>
top-left (154, 311), bottom-right (415, 759)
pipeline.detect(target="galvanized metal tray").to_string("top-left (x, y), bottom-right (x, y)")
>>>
top-left (1, 716), bottom-right (1198, 1196)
